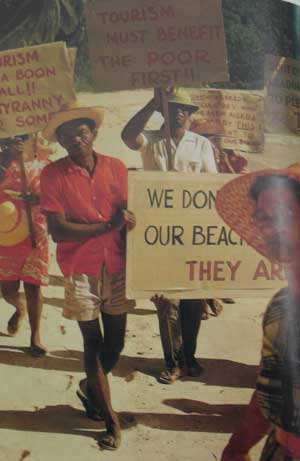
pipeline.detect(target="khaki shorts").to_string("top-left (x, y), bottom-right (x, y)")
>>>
top-left (63, 267), bottom-right (135, 321)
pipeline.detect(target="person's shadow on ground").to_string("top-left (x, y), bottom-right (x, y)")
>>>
top-left (0, 346), bottom-right (83, 372)
top-left (0, 346), bottom-right (256, 388)
top-left (113, 355), bottom-right (257, 388)
top-left (0, 400), bottom-right (245, 436)
top-left (0, 405), bottom-right (137, 450)
top-left (133, 398), bottom-right (246, 433)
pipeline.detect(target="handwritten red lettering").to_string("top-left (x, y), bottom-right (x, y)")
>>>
top-left (16, 66), bottom-right (56, 80)
top-left (95, 5), bottom-right (175, 25)
top-left (0, 50), bottom-right (39, 68)
top-left (106, 30), bottom-right (146, 45)
top-left (147, 49), bottom-right (210, 67)
top-left (97, 55), bottom-right (132, 68)
top-left (157, 25), bottom-right (223, 42)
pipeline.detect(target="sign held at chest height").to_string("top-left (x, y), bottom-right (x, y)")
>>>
top-left (126, 172), bottom-right (285, 299)
top-left (85, 0), bottom-right (229, 92)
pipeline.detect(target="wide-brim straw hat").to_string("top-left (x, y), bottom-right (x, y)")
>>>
top-left (43, 103), bottom-right (105, 142)
top-left (168, 87), bottom-right (199, 113)
top-left (0, 191), bottom-right (29, 246)
top-left (215, 165), bottom-right (300, 260)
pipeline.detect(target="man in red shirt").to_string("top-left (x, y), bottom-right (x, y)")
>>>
top-left (40, 106), bottom-right (136, 451)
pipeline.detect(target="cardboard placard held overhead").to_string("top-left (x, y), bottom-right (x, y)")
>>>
top-left (265, 54), bottom-right (300, 134)
top-left (190, 89), bottom-right (264, 153)
top-left (85, 0), bottom-right (229, 92)
top-left (0, 41), bottom-right (76, 138)
top-left (126, 172), bottom-right (285, 299)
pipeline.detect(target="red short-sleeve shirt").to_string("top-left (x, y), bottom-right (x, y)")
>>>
top-left (40, 152), bottom-right (128, 277)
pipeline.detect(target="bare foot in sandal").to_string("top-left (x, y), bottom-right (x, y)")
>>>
top-left (158, 367), bottom-right (185, 384)
top-left (29, 341), bottom-right (47, 357)
top-left (7, 309), bottom-right (26, 336)
top-left (77, 379), bottom-right (104, 421)
top-left (99, 422), bottom-right (121, 451)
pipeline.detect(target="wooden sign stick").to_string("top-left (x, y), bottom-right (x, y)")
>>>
top-left (161, 87), bottom-right (173, 171)
top-left (18, 154), bottom-right (36, 248)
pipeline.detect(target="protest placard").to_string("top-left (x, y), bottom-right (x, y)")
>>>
top-left (85, 0), bottom-right (229, 92)
top-left (189, 89), bottom-right (264, 152)
top-left (0, 41), bottom-right (76, 138)
top-left (126, 172), bottom-right (285, 299)
top-left (265, 54), bottom-right (300, 134)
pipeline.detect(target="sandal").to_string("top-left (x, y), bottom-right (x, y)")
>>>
top-left (158, 367), bottom-right (184, 384)
top-left (98, 432), bottom-right (121, 451)
top-left (28, 344), bottom-right (47, 357)
top-left (76, 385), bottom-right (104, 421)
top-left (187, 360), bottom-right (204, 377)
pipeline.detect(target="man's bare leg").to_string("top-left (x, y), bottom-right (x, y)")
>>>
top-left (101, 312), bottom-right (127, 373)
top-left (78, 319), bottom-right (121, 450)
top-left (78, 313), bottom-right (127, 421)
top-left (1, 280), bottom-right (26, 335)
top-left (24, 282), bottom-right (47, 355)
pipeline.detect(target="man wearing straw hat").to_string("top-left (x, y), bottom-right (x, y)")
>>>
top-left (122, 87), bottom-right (218, 384)
top-left (216, 165), bottom-right (300, 460)
top-left (0, 134), bottom-right (48, 356)
top-left (40, 105), bottom-right (136, 450)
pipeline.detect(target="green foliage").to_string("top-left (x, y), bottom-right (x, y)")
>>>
top-left (222, 0), bottom-right (294, 88)
top-left (0, 0), bottom-right (92, 90)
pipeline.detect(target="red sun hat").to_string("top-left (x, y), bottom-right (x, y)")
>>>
top-left (215, 164), bottom-right (300, 260)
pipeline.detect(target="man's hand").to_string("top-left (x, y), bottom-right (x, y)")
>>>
top-left (153, 87), bottom-right (175, 112)
top-left (22, 191), bottom-right (40, 205)
top-left (110, 208), bottom-right (136, 231)
top-left (8, 137), bottom-right (25, 158)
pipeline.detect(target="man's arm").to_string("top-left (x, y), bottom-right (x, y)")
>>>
top-left (45, 209), bottom-right (136, 243)
top-left (221, 391), bottom-right (270, 461)
top-left (121, 88), bottom-right (162, 150)
top-left (202, 139), bottom-right (218, 173)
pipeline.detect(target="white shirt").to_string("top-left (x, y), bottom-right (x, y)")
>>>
top-left (139, 129), bottom-right (217, 173)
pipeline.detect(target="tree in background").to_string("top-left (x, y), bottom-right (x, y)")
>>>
top-left (0, 0), bottom-right (92, 89)
top-left (222, 0), bottom-right (294, 88)
top-left (0, 0), bottom-right (296, 90)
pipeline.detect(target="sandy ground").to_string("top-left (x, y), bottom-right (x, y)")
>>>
top-left (1, 90), bottom-right (300, 461)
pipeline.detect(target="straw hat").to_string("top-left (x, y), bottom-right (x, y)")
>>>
top-left (42, 102), bottom-right (105, 142)
top-left (215, 165), bottom-right (300, 260)
top-left (168, 87), bottom-right (199, 113)
top-left (0, 192), bottom-right (29, 246)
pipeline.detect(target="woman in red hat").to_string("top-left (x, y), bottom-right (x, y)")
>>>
top-left (216, 165), bottom-right (300, 461)
top-left (0, 134), bottom-right (49, 356)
